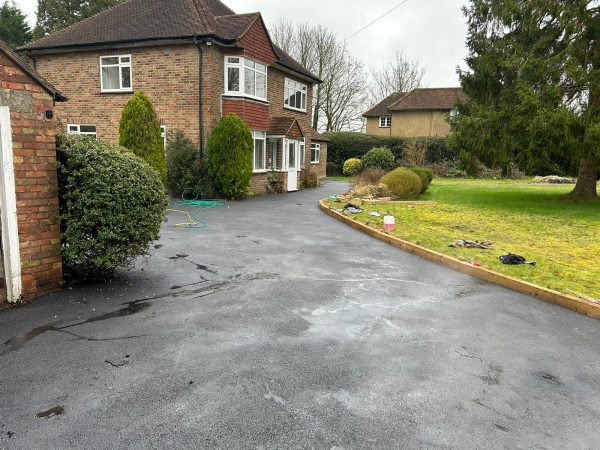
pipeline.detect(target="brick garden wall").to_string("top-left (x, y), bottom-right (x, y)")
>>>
top-left (0, 53), bottom-right (62, 300)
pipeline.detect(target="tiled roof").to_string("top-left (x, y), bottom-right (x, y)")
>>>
top-left (0, 39), bottom-right (66, 101)
top-left (388, 88), bottom-right (466, 111)
top-left (363, 92), bottom-right (405, 118)
top-left (273, 44), bottom-right (320, 83)
top-left (267, 117), bottom-right (302, 137)
top-left (311, 129), bottom-right (329, 142)
top-left (214, 13), bottom-right (259, 40)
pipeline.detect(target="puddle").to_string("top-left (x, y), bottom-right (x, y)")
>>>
top-left (36, 406), bottom-right (64, 419)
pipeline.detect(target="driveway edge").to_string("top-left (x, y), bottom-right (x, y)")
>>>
top-left (319, 200), bottom-right (600, 320)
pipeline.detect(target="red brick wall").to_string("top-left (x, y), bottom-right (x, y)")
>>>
top-left (222, 97), bottom-right (269, 130)
top-left (238, 18), bottom-right (278, 64)
top-left (33, 45), bottom-right (201, 145)
top-left (0, 53), bottom-right (62, 300)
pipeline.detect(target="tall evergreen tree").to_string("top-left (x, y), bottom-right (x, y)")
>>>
top-left (34, 0), bottom-right (122, 39)
top-left (0, 1), bottom-right (32, 48)
top-left (451, 0), bottom-right (600, 200)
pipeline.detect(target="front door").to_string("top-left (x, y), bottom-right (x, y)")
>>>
top-left (287, 140), bottom-right (298, 191)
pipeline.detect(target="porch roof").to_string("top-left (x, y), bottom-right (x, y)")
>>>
top-left (267, 117), bottom-right (304, 138)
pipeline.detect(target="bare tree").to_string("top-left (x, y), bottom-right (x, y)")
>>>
top-left (369, 52), bottom-right (425, 102)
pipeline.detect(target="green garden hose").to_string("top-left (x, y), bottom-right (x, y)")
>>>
top-left (167, 192), bottom-right (226, 228)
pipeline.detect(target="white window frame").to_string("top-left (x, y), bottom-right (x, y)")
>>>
top-left (284, 78), bottom-right (307, 112)
top-left (379, 116), bottom-right (392, 128)
top-left (310, 143), bottom-right (321, 164)
top-left (252, 130), bottom-right (267, 173)
top-left (100, 55), bottom-right (133, 93)
top-left (160, 125), bottom-right (167, 150)
top-left (299, 138), bottom-right (306, 169)
top-left (224, 56), bottom-right (268, 102)
top-left (67, 124), bottom-right (97, 138)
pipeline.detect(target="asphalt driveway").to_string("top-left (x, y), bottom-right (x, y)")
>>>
top-left (1, 181), bottom-right (599, 449)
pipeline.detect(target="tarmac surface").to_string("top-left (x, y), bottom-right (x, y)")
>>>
top-left (1, 181), bottom-right (599, 449)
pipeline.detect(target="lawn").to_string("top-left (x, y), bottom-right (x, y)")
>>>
top-left (327, 178), bottom-right (600, 299)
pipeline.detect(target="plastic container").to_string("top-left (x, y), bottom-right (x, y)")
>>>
top-left (383, 215), bottom-right (395, 232)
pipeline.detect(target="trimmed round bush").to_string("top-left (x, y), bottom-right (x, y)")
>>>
top-left (381, 168), bottom-right (423, 199)
top-left (206, 113), bottom-right (253, 199)
top-left (361, 147), bottom-right (396, 171)
top-left (57, 135), bottom-right (166, 281)
top-left (409, 167), bottom-right (434, 193)
top-left (166, 130), bottom-right (203, 196)
top-left (343, 158), bottom-right (363, 176)
top-left (119, 91), bottom-right (167, 183)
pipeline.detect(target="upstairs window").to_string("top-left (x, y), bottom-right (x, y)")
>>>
top-left (67, 124), bottom-right (97, 137)
top-left (311, 143), bottom-right (320, 163)
top-left (100, 55), bottom-right (132, 92)
top-left (379, 116), bottom-right (392, 128)
top-left (284, 78), bottom-right (307, 112)
top-left (225, 56), bottom-right (267, 101)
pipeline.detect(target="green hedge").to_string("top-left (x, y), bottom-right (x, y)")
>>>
top-left (323, 132), bottom-right (458, 166)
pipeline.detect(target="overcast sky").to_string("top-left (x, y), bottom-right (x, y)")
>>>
top-left (15, 0), bottom-right (469, 87)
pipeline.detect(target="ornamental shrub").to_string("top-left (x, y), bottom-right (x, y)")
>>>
top-left (57, 135), bottom-right (166, 281)
top-left (381, 168), bottom-right (422, 199)
top-left (166, 130), bottom-right (202, 197)
top-left (119, 91), bottom-right (167, 182)
top-left (343, 158), bottom-right (363, 176)
top-left (409, 167), bottom-right (434, 193)
top-left (361, 147), bottom-right (397, 171)
top-left (206, 113), bottom-right (253, 199)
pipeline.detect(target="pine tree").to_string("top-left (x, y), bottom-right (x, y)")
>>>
top-left (119, 92), bottom-right (167, 183)
top-left (34, 0), bottom-right (122, 39)
top-left (0, 1), bottom-right (32, 48)
top-left (451, 0), bottom-right (600, 200)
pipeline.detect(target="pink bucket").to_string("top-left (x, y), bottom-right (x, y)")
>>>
top-left (383, 215), bottom-right (395, 232)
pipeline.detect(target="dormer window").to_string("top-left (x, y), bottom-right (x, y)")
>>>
top-left (100, 55), bottom-right (132, 92)
top-left (379, 116), bottom-right (392, 128)
top-left (224, 56), bottom-right (267, 101)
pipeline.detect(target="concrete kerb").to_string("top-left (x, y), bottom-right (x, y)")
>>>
top-left (319, 199), bottom-right (600, 320)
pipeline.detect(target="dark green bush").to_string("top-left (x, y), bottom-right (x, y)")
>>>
top-left (206, 113), bottom-right (253, 199)
top-left (327, 162), bottom-right (342, 176)
top-left (166, 130), bottom-right (203, 197)
top-left (409, 167), bottom-right (434, 193)
top-left (323, 132), bottom-right (407, 164)
top-left (361, 147), bottom-right (397, 171)
top-left (343, 158), bottom-right (363, 175)
top-left (57, 135), bottom-right (166, 281)
top-left (381, 168), bottom-right (422, 199)
top-left (119, 91), bottom-right (167, 183)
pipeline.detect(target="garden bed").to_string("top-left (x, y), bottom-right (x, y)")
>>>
top-left (325, 178), bottom-right (600, 301)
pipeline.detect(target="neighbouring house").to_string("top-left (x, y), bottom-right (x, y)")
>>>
top-left (0, 40), bottom-right (65, 305)
top-left (18, 0), bottom-right (328, 194)
top-left (363, 88), bottom-right (466, 138)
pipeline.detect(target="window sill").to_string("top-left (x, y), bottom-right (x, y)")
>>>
top-left (101, 89), bottom-right (134, 94)
top-left (284, 105), bottom-right (307, 114)
top-left (379, 126), bottom-right (391, 129)
top-left (253, 169), bottom-right (268, 174)
top-left (223, 93), bottom-right (269, 104)
top-left (310, 161), bottom-right (320, 165)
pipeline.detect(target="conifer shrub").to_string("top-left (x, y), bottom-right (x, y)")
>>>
top-left (343, 158), bottom-right (363, 176)
top-left (166, 130), bottom-right (203, 197)
top-left (206, 113), bottom-right (253, 199)
top-left (361, 147), bottom-right (397, 171)
top-left (381, 168), bottom-right (422, 199)
top-left (57, 135), bottom-right (166, 281)
top-left (119, 91), bottom-right (167, 182)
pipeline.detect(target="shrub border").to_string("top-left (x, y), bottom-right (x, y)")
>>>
top-left (319, 200), bottom-right (600, 320)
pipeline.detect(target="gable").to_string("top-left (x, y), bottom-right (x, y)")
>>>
top-left (237, 16), bottom-right (278, 64)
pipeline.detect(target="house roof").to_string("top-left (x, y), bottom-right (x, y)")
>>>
top-left (311, 129), bottom-right (329, 142)
top-left (0, 40), bottom-right (67, 101)
top-left (267, 117), bottom-right (304, 137)
top-left (388, 88), bottom-right (466, 112)
top-left (19, 0), bottom-right (319, 82)
top-left (363, 92), bottom-right (406, 118)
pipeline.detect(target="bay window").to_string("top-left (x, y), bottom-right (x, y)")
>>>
top-left (100, 55), bottom-right (132, 92)
top-left (284, 78), bottom-right (307, 112)
top-left (225, 56), bottom-right (267, 100)
top-left (253, 131), bottom-right (267, 171)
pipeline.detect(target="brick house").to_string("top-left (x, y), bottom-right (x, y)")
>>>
top-left (0, 40), bottom-right (65, 304)
top-left (19, 0), bottom-right (329, 194)
top-left (363, 88), bottom-right (466, 138)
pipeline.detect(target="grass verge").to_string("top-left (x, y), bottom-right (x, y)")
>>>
top-left (327, 178), bottom-right (600, 299)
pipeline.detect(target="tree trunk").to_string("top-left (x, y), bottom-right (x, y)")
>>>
top-left (567, 158), bottom-right (598, 200)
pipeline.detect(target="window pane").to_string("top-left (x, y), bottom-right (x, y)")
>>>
top-left (102, 57), bottom-right (119, 65)
top-left (121, 66), bottom-right (131, 89)
top-left (268, 141), bottom-right (276, 169)
top-left (80, 125), bottom-right (96, 133)
top-left (288, 143), bottom-right (296, 169)
top-left (295, 91), bottom-right (302, 109)
top-left (68, 125), bottom-right (78, 132)
top-left (245, 68), bottom-right (255, 96)
top-left (120, 56), bottom-right (130, 63)
top-left (245, 59), bottom-right (255, 68)
top-left (256, 72), bottom-right (266, 98)
top-left (228, 67), bottom-right (240, 91)
top-left (102, 66), bottom-right (120, 90)
top-left (256, 62), bottom-right (266, 73)
top-left (227, 57), bottom-right (240, 64)
top-left (254, 139), bottom-right (265, 170)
